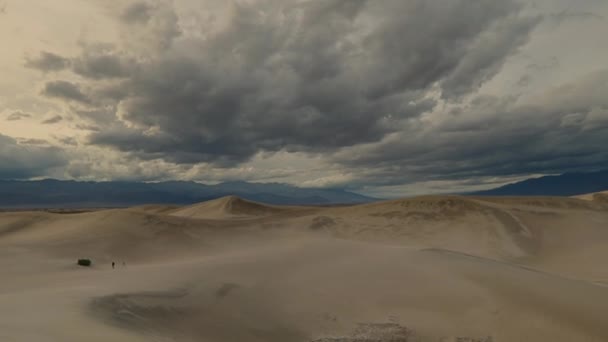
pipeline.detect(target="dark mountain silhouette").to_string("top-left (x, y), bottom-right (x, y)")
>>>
top-left (471, 170), bottom-right (608, 196)
top-left (0, 179), bottom-right (376, 208)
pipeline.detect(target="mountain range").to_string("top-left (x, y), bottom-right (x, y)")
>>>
top-left (0, 179), bottom-right (375, 208)
top-left (1, 169), bottom-right (607, 208)
top-left (470, 170), bottom-right (608, 196)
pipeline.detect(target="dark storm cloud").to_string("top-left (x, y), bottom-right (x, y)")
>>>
top-left (24, 51), bottom-right (70, 72)
top-left (53, 136), bottom-right (78, 146)
top-left (6, 111), bottom-right (31, 121)
top-left (333, 71), bottom-right (608, 187)
top-left (42, 80), bottom-right (91, 104)
top-left (439, 14), bottom-right (539, 98)
top-left (72, 0), bottom-right (536, 166)
top-left (120, 1), bottom-right (152, 23)
top-left (117, 0), bottom-right (180, 51)
top-left (75, 123), bottom-right (101, 132)
top-left (0, 134), bottom-right (67, 179)
top-left (16, 138), bottom-right (49, 145)
top-left (75, 108), bottom-right (117, 125)
top-left (71, 45), bottom-right (135, 79)
top-left (41, 115), bottom-right (63, 124)
top-left (25, 47), bottom-right (132, 80)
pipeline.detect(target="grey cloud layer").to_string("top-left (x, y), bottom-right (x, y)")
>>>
top-left (25, 47), bottom-right (133, 80)
top-left (41, 115), bottom-right (63, 125)
top-left (25, 52), bottom-right (70, 72)
top-left (6, 111), bottom-right (31, 121)
top-left (0, 134), bottom-right (67, 179)
top-left (25, 0), bottom-right (607, 188)
top-left (42, 81), bottom-right (91, 104)
top-left (334, 70), bottom-right (608, 187)
top-left (72, 50), bottom-right (134, 80)
top-left (41, 0), bottom-right (535, 168)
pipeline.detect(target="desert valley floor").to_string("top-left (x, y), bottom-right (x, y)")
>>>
top-left (1, 193), bottom-right (608, 342)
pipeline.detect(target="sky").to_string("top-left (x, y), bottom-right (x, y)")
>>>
top-left (0, 0), bottom-right (607, 197)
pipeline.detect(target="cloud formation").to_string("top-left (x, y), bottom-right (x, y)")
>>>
top-left (42, 81), bottom-right (91, 104)
top-left (334, 70), bottom-right (608, 187)
top-left (0, 134), bottom-right (67, 179)
top-left (6, 111), bottom-right (31, 121)
top-left (25, 51), bottom-right (70, 72)
top-left (41, 115), bottom-right (63, 125)
top-left (4, 0), bottom-right (608, 195)
top-left (51, 0), bottom-right (537, 168)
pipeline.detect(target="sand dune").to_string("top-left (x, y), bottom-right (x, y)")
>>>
top-left (1, 195), bottom-right (608, 341)
top-left (129, 204), bottom-right (181, 214)
top-left (574, 191), bottom-right (608, 204)
top-left (169, 195), bottom-right (301, 220)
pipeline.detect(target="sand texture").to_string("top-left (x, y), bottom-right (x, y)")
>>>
top-left (2, 194), bottom-right (608, 341)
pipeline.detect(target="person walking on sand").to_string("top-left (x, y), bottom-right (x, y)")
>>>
top-left (112, 261), bottom-right (115, 269)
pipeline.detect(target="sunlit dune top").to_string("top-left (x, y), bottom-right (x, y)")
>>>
top-left (169, 195), bottom-right (286, 220)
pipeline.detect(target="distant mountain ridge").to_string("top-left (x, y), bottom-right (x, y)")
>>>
top-left (0, 179), bottom-right (376, 208)
top-left (470, 170), bottom-right (608, 196)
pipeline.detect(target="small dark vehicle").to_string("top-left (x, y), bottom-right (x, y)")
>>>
top-left (77, 259), bottom-right (92, 267)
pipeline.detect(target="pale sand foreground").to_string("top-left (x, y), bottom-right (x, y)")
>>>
top-left (1, 195), bottom-right (608, 342)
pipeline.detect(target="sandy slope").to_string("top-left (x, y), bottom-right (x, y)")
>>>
top-left (169, 195), bottom-right (310, 220)
top-left (1, 195), bottom-right (608, 341)
top-left (574, 190), bottom-right (608, 204)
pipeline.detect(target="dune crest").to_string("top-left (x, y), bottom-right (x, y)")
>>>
top-left (574, 191), bottom-right (608, 204)
top-left (169, 195), bottom-right (287, 220)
